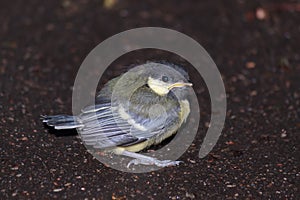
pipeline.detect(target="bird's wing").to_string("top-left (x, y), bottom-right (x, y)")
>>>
top-left (78, 102), bottom-right (165, 149)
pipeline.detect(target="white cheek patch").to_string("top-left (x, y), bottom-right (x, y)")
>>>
top-left (147, 77), bottom-right (170, 96)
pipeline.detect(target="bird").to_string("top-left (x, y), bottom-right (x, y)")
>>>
top-left (42, 62), bottom-right (193, 168)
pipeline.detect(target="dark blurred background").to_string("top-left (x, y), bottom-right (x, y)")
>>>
top-left (0, 0), bottom-right (299, 199)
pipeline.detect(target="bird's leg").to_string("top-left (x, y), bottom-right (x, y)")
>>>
top-left (116, 150), bottom-right (182, 168)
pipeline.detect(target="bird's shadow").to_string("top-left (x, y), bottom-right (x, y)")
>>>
top-left (43, 124), bottom-right (78, 137)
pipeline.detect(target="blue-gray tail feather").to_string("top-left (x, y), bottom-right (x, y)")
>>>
top-left (41, 115), bottom-right (83, 130)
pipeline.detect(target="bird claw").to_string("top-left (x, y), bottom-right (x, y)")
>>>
top-left (127, 158), bottom-right (183, 168)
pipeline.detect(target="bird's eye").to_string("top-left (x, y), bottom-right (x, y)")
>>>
top-left (162, 76), bottom-right (169, 82)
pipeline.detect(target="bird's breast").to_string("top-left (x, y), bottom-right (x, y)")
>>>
top-left (179, 99), bottom-right (190, 124)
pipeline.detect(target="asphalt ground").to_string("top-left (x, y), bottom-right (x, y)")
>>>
top-left (0, 0), bottom-right (299, 199)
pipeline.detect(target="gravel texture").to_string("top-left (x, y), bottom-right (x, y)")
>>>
top-left (0, 0), bottom-right (299, 199)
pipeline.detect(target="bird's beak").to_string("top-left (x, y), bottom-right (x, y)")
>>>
top-left (168, 82), bottom-right (193, 90)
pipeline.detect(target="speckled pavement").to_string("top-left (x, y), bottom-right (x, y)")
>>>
top-left (0, 0), bottom-right (299, 199)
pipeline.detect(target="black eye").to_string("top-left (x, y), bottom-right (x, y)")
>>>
top-left (162, 76), bottom-right (169, 82)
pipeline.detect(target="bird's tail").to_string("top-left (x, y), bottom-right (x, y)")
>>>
top-left (41, 115), bottom-right (83, 130)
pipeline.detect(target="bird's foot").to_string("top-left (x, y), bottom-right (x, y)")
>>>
top-left (117, 150), bottom-right (183, 168)
top-left (127, 158), bottom-right (182, 168)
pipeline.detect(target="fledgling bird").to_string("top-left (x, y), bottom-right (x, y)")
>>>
top-left (42, 62), bottom-right (193, 167)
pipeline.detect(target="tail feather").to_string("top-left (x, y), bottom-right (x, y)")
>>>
top-left (42, 115), bottom-right (83, 130)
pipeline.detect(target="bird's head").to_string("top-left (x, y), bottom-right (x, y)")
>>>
top-left (111, 62), bottom-right (193, 101)
top-left (146, 63), bottom-right (193, 96)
